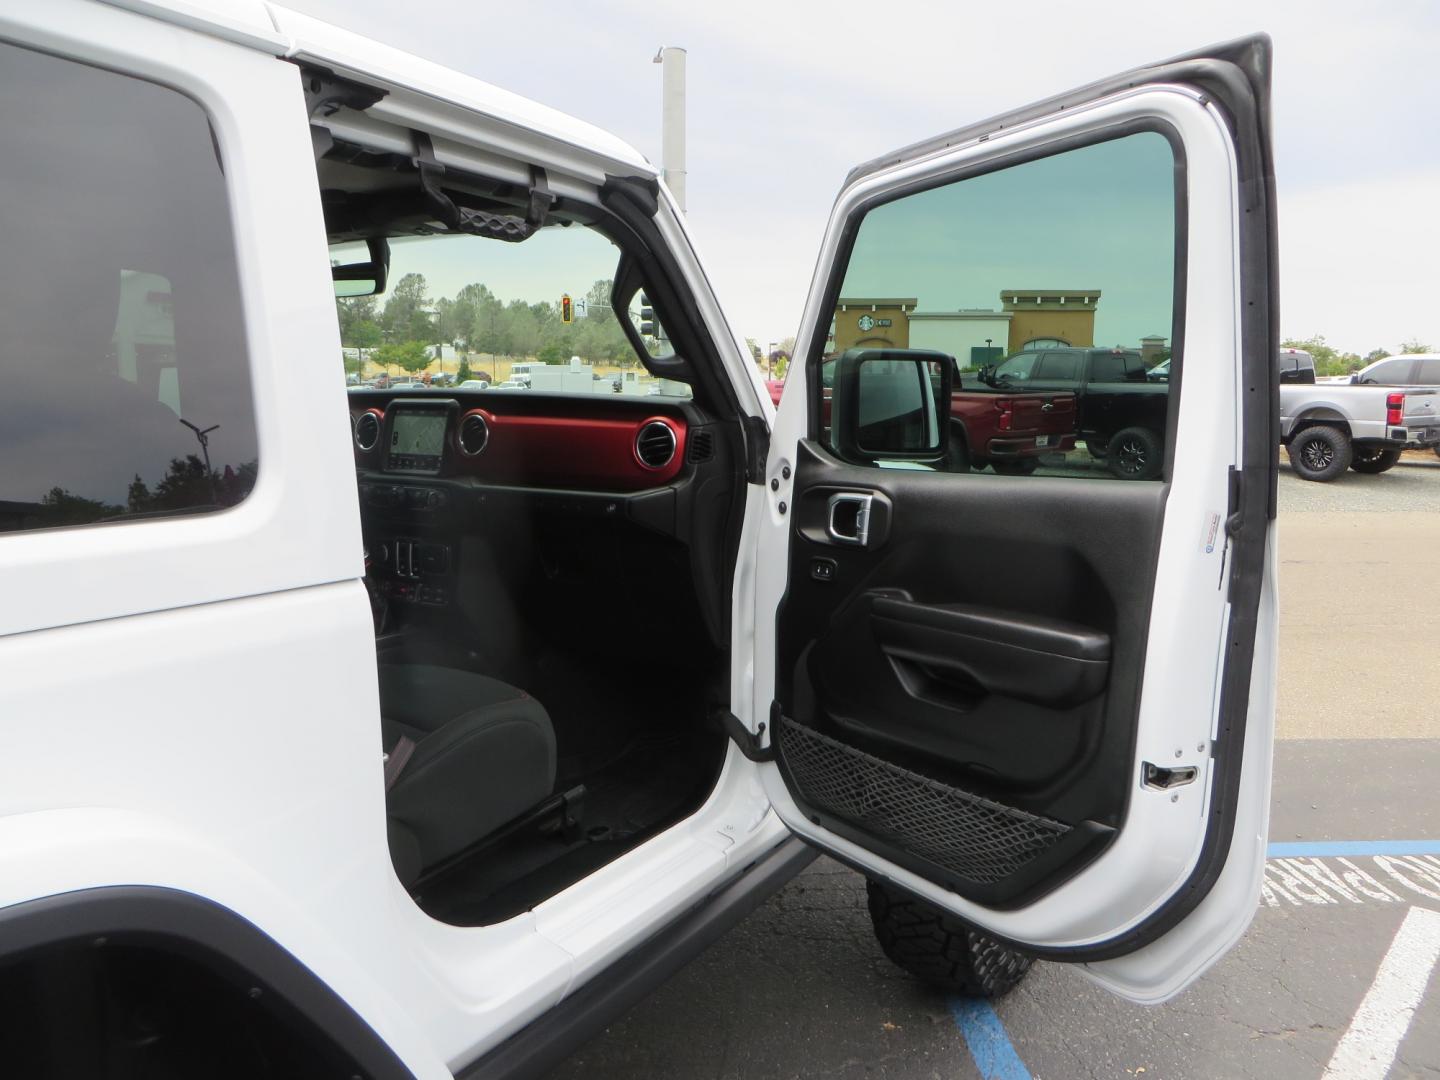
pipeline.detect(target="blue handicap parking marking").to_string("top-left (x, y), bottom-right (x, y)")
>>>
top-left (950, 997), bottom-right (1031, 1080)
top-left (1267, 840), bottom-right (1440, 858)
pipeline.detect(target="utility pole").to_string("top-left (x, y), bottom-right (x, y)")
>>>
top-left (652, 46), bottom-right (686, 211)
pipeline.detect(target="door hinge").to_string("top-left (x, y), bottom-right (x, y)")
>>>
top-left (717, 707), bottom-right (776, 762)
top-left (1224, 465), bottom-right (1244, 538)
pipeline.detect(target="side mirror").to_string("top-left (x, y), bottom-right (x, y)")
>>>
top-left (332, 238), bottom-right (391, 297)
top-left (829, 348), bottom-right (952, 465)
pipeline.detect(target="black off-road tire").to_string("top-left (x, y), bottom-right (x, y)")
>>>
top-left (1085, 438), bottom-right (1109, 460)
top-left (1106, 426), bottom-right (1163, 480)
top-left (1286, 425), bottom-right (1351, 482)
top-left (865, 878), bottom-right (1033, 998)
top-left (991, 458), bottom-right (1039, 476)
top-left (1350, 446), bottom-right (1401, 474)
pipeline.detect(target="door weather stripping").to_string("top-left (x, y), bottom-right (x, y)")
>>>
top-left (1142, 761), bottom-right (1199, 790)
top-left (717, 708), bottom-right (776, 763)
top-left (411, 131), bottom-right (555, 243)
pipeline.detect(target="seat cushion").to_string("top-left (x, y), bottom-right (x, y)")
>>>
top-left (378, 664), bottom-right (556, 882)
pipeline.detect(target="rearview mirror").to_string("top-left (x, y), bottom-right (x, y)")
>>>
top-left (829, 348), bottom-right (952, 465)
top-left (331, 238), bottom-right (390, 297)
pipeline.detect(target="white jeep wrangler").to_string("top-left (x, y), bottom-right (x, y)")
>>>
top-left (0, 4), bottom-right (1280, 1077)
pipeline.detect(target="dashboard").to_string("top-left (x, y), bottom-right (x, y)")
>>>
top-left (350, 393), bottom-right (691, 490)
top-left (347, 390), bottom-right (719, 615)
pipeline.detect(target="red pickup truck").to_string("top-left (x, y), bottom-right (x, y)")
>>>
top-left (949, 374), bottom-right (1077, 473)
top-left (766, 366), bottom-right (1076, 474)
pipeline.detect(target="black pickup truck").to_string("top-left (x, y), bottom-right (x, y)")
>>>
top-left (979, 346), bottom-right (1169, 479)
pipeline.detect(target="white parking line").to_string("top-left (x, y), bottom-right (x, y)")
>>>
top-left (1321, 906), bottom-right (1440, 1080)
top-left (1261, 855), bottom-right (1440, 908)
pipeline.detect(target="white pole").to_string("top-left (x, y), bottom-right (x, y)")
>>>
top-left (654, 46), bottom-right (687, 211)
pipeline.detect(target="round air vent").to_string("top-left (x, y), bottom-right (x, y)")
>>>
top-left (354, 411), bottom-right (381, 453)
top-left (635, 420), bottom-right (677, 469)
top-left (459, 412), bottom-right (489, 456)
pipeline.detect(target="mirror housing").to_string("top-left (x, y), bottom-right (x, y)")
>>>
top-left (829, 348), bottom-right (952, 466)
top-left (332, 238), bottom-right (390, 297)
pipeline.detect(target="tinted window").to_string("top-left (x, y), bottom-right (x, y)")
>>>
top-left (826, 132), bottom-right (1178, 481)
top-left (1090, 352), bottom-right (1128, 383)
top-left (0, 43), bottom-right (257, 534)
top-left (992, 352), bottom-right (1041, 381)
top-left (1419, 358), bottom-right (1440, 384)
top-left (1365, 358), bottom-right (1413, 384)
top-left (1035, 351), bottom-right (1081, 381)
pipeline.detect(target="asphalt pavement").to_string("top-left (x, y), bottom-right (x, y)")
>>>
top-left (548, 462), bottom-right (1440, 1080)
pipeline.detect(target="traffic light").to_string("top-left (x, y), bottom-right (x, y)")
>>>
top-left (638, 293), bottom-right (656, 337)
top-left (560, 294), bottom-right (573, 324)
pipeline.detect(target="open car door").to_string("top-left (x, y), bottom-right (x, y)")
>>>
top-left (751, 37), bottom-right (1278, 1003)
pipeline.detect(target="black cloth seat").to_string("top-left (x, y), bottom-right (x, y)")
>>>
top-left (378, 664), bottom-right (556, 885)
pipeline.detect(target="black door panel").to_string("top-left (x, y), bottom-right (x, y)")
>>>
top-left (775, 440), bottom-right (1166, 905)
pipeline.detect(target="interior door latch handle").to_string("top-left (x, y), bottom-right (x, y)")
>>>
top-left (827, 492), bottom-right (873, 546)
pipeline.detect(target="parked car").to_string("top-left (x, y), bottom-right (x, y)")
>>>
top-left (0, 10), bottom-right (1282, 1079)
top-left (949, 365), bottom-right (1078, 474)
top-left (979, 346), bottom-right (1169, 479)
top-left (459, 378), bottom-right (490, 389)
top-left (1280, 378), bottom-right (1440, 480)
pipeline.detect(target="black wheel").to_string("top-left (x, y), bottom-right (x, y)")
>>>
top-left (1084, 438), bottom-right (1109, 460)
top-left (1105, 426), bottom-right (1163, 480)
top-left (1350, 446), bottom-right (1401, 474)
top-left (866, 878), bottom-right (1033, 997)
top-left (1286, 425), bottom-right (1352, 482)
top-left (991, 458), bottom-right (1039, 476)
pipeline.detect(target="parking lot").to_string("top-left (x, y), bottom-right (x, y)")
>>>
top-left (550, 453), bottom-right (1440, 1080)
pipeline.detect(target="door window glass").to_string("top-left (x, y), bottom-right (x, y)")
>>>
top-left (1035, 351), bottom-right (1081, 381)
top-left (0, 42), bottom-right (258, 534)
top-left (822, 131), bottom-right (1179, 481)
top-left (1418, 358), bottom-right (1440, 383)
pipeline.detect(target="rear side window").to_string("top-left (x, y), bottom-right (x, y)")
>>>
top-left (0, 42), bottom-right (257, 535)
top-left (1417, 358), bottom-right (1440, 384)
top-left (1035, 351), bottom-right (1081, 381)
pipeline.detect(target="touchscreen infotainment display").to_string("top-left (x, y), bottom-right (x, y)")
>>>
top-left (388, 410), bottom-right (446, 473)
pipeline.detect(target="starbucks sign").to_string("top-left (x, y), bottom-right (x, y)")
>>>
top-left (856, 314), bottom-right (892, 332)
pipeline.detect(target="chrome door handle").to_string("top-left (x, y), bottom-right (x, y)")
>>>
top-left (827, 492), bottom-right (873, 546)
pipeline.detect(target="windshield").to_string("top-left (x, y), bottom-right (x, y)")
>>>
top-left (332, 225), bottom-right (690, 399)
top-left (990, 352), bottom-right (1039, 383)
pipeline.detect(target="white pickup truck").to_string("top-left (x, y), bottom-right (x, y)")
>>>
top-left (1280, 354), bottom-right (1440, 480)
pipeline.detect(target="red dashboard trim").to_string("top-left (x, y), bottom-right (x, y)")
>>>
top-left (351, 399), bottom-right (690, 491)
top-left (456, 409), bottom-right (687, 491)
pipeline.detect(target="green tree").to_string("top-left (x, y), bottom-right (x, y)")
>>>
top-left (1399, 338), bottom-right (1434, 354)
top-left (335, 295), bottom-right (377, 345)
top-left (382, 273), bottom-right (434, 342)
top-left (1281, 335), bottom-right (1363, 378)
top-left (40, 486), bottom-right (121, 527)
top-left (351, 321), bottom-right (382, 350)
top-left (456, 358), bottom-right (473, 383)
top-left (376, 340), bottom-right (430, 375)
top-left (585, 279), bottom-right (614, 327)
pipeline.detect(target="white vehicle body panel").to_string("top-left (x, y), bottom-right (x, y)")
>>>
top-left (0, 2), bottom-right (1280, 1074)
top-left (0, 3), bottom-right (781, 1075)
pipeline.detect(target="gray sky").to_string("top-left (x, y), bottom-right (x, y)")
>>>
top-left (287, 0), bottom-right (1440, 356)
